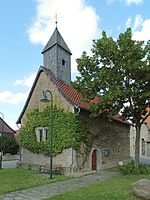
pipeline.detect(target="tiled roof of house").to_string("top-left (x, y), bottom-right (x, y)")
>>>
top-left (0, 118), bottom-right (16, 134)
top-left (43, 67), bottom-right (130, 125)
top-left (112, 114), bottom-right (130, 125)
top-left (16, 66), bottom-right (130, 126)
top-left (43, 66), bottom-right (98, 109)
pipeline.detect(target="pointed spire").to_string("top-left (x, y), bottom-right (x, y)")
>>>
top-left (42, 27), bottom-right (72, 55)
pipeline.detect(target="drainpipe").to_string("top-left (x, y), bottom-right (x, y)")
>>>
top-left (69, 106), bottom-right (81, 173)
top-left (16, 123), bottom-right (22, 163)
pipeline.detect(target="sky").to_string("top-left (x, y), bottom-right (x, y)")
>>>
top-left (0, 0), bottom-right (150, 130)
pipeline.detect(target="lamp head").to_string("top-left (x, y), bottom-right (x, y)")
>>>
top-left (40, 91), bottom-right (50, 103)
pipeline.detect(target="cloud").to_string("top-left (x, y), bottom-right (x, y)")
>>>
top-left (125, 17), bottom-right (132, 28)
top-left (27, 0), bottom-right (100, 74)
top-left (133, 15), bottom-right (143, 30)
top-left (133, 18), bottom-right (150, 41)
top-left (0, 91), bottom-right (28, 104)
top-left (125, 15), bottom-right (143, 30)
top-left (107, 0), bottom-right (143, 5)
top-left (125, 15), bottom-right (150, 42)
top-left (14, 73), bottom-right (36, 88)
top-left (124, 0), bottom-right (143, 5)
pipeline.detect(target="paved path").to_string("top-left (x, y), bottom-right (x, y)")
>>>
top-left (0, 170), bottom-right (118, 200)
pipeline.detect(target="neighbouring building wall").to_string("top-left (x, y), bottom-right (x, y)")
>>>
top-left (139, 124), bottom-right (150, 164)
top-left (130, 124), bottom-right (150, 164)
top-left (21, 72), bottom-right (74, 124)
top-left (78, 110), bottom-right (130, 171)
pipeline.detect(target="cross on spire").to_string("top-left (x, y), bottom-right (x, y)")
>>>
top-left (55, 13), bottom-right (58, 27)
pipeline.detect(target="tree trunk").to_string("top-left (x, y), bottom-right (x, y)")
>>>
top-left (134, 125), bottom-right (141, 165)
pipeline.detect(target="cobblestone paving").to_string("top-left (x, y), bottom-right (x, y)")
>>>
top-left (0, 170), bottom-right (118, 200)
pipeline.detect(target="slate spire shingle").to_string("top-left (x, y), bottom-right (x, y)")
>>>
top-left (42, 27), bottom-right (72, 54)
top-left (41, 27), bottom-right (72, 85)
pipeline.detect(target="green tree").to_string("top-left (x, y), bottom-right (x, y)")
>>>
top-left (0, 135), bottom-right (19, 155)
top-left (76, 28), bottom-right (150, 164)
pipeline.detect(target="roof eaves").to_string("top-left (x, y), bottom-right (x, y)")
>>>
top-left (16, 66), bottom-right (44, 124)
top-left (112, 116), bottom-right (130, 126)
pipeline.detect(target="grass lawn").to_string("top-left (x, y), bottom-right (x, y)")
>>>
top-left (0, 168), bottom-right (68, 194)
top-left (46, 174), bottom-right (150, 200)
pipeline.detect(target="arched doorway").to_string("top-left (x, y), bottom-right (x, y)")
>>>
top-left (92, 149), bottom-right (97, 170)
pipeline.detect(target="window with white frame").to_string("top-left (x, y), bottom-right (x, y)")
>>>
top-left (35, 127), bottom-right (48, 142)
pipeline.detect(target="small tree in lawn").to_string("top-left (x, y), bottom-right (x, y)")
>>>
top-left (75, 28), bottom-right (150, 165)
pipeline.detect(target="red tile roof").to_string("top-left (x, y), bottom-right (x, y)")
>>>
top-left (56, 80), bottom-right (82, 105)
top-left (54, 72), bottom-right (129, 125)
top-left (112, 114), bottom-right (130, 125)
top-left (56, 79), bottom-right (99, 109)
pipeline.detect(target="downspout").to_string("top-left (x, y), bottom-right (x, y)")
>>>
top-left (16, 123), bottom-right (22, 163)
top-left (69, 105), bottom-right (81, 173)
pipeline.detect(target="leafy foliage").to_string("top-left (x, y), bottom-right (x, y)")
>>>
top-left (119, 160), bottom-right (150, 175)
top-left (20, 106), bottom-right (87, 156)
top-left (75, 28), bottom-right (150, 163)
top-left (0, 135), bottom-right (19, 155)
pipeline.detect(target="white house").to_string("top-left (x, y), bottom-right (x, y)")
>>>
top-left (130, 115), bottom-right (150, 164)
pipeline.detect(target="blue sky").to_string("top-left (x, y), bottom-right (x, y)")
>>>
top-left (0, 0), bottom-right (149, 129)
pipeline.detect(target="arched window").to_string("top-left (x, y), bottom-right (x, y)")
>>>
top-left (141, 138), bottom-right (145, 156)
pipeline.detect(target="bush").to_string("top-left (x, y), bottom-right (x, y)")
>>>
top-left (0, 135), bottom-right (19, 155)
top-left (119, 161), bottom-right (150, 175)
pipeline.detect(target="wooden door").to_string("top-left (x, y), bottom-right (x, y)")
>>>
top-left (92, 150), bottom-right (97, 170)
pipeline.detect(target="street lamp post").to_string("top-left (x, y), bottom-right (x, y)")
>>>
top-left (0, 112), bottom-right (4, 170)
top-left (40, 90), bottom-right (53, 179)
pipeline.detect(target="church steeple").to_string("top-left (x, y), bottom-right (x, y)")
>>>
top-left (42, 27), bottom-right (72, 85)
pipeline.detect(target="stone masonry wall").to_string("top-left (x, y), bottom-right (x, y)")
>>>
top-left (21, 148), bottom-right (74, 173)
top-left (77, 110), bottom-right (130, 171)
top-left (20, 71), bottom-right (130, 173)
top-left (21, 71), bottom-right (74, 124)
top-left (20, 72), bottom-right (76, 173)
